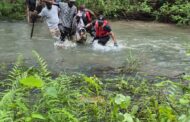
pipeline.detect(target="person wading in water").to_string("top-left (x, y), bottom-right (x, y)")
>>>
top-left (31, 0), bottom-right (60, 41)
top-left (86, 15), bottom-right (118, 46)
top-left (72, 13), bottom-right (87, 44)
top-left (46, 0), bottom-right (77, 43)
top-left (77, 4), bottom-right (96, 37)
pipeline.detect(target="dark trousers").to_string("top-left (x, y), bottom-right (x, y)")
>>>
top-left (58, 24), bottom-right (73, 41)
top-left (86, 26), bottom-right (95, 37)
top-left (93, 36), bottom-right (110, 46)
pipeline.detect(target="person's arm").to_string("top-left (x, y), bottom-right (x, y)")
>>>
top-left (30, 10), bottom-right (41, 18)
top-left (110, 31), bottom-right (118, 46)
top-left (104, 25), bottom-right (118, 46)
top-left (85, 20), bottom-right (95, 28)
top-left (86, 9), bottom-right (96, 19)
top-left (85, 23), bottom-right (92, 28)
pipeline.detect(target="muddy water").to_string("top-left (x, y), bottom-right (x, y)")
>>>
top-left (0, 21), bottom-right (190, 76)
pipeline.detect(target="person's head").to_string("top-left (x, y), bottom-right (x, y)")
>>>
top-left (45, 0), bottom-right (52, 10)
top-left (98, 15), bottom-right (105, 21)
top-left (97, 15), bottom-right (105, 27)
top-left (79, 4), bottom-right (85, 11)
top-left (98, 20), bottom-right (104, 27)
top-left (68, 0), bottom-right (75, 8)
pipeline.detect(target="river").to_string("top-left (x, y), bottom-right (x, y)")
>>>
top-left (0, 21), bottom-right (190, 77)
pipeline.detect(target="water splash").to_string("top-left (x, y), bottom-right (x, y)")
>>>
top-left (54, 40), bottom-right (76, 49)
top-left (92, 40), bottom-right (126, 52)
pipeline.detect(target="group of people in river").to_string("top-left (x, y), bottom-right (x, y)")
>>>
top-left (27, 0), bottom-right (118, 47)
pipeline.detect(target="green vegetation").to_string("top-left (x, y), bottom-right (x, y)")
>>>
top-left (78, 0), bottom-right (190, 24)
top-left (0, 0), bottom-right (25, 20)
top-left (1, 0), bottom-right (190, 24)
top-left (0, 51), bottom-right (189, 122)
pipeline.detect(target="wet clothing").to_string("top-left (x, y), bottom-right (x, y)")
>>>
top-left (39, 5), bottom-right (59, 29)
top-left (58, 2), bottom-right (77, 28)
top-left (78, 9), bottom-right (94, 36)
top-left (91, 20), bottom-right (111, 35)
top-left (92, 20), bottom-right (112, 45)
top-left (95, 20), bottom-right (110, 38)
top-left (79, 9), bottom-right (93, 25)
top-left (38, 5), bottom-right (60, 40)
top-left (49, 27), bottom-right (61, 40)
top-left (57, 2), bottom-right (77, 41)
top-left (58, 24), bottom-right (73, 41)
top-left (72, 15), bottom-right (87, 41)
top-left (94, 36), bottom-right (110, 46)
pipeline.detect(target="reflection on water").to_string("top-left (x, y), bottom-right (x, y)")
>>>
top-left (0, 21), bottom-right (190, 76)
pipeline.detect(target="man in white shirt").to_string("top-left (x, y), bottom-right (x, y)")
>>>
top-left (32, 0), bottom-right (60, 41)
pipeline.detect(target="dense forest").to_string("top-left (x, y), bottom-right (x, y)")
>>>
top-left (0, 0), bottom-right (190, 24)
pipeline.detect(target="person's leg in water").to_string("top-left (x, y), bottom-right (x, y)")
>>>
top-left (58, 24), bottom-right (70, 42)
top-left (98, 36), bottom-right (110, 46)
top-left (68, 28), bottom-right (74, 40)
top-left (49, 27), bottom-right (61, 41)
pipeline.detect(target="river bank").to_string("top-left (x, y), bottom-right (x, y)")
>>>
top-left (1, 0), bottom-right (190, 25)
top-left (0, 52), bottom-right (189, 121)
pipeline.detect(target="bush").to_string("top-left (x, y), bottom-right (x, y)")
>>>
top-left (0, 0), bottom-right (25, 20)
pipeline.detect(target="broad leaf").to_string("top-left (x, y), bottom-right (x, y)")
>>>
top-left (123, 113), bottom-right (134, 122)
top-left (179, 98), bottom-right (189, 105)
top-left (115, 94), bottom-right (126, 105)
top-left (45, 87), bottom-right (58, 98)
top-left (131, 105), bottom-right (139, 115)
top-left (20, 76), bottom-right (44, 88)
top-left (32, 113), bottom-right (46, 120)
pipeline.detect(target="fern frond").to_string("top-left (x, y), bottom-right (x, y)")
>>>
top-left (32, 50), bottom-right (50, 77)
top-left (8, 55), bottom-right (23, 81)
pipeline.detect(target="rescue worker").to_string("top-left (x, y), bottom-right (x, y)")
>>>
top-left (86, 15), bottom-right (118, 46)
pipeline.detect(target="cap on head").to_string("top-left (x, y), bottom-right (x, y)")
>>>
top-left (98, 15), bottom-right (105, 21)
top-left (69, 0), bottom-right (76, 2)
